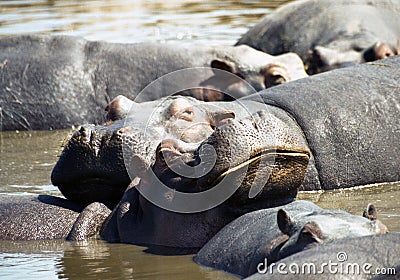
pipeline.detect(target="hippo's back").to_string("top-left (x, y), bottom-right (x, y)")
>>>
top-left (0, 195), bottom-right (82, 240)
top-left (237, 0), bottom-right (400, 59)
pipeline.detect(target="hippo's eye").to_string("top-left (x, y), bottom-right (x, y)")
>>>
top-left (177, 109), bottom-right (194, 122)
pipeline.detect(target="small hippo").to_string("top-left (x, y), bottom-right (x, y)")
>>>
top-left (194, 201), bottom-right (388, 277)
top-left (0, 35), bottom-right (307, 130)
top-left (246, 233), bottom-right (400, 280)
top-left (237, 0), bottom-right (400, 74)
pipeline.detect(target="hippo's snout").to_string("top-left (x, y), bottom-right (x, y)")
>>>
top-left (51, 125), bottom-right (132, 207)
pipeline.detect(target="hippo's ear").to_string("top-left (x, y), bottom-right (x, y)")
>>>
top-left (261, 63), bottom-right (290, 88)
top-left (363, 203), bottom-right (377, 221)
top-left (277, 209), bottom-right (294, 236)
top-left (105, 95), bottom-right (135, 121)
top-left (211, 59), bottom-right (237, 74)
top-left (298, 221), bottom-right (324, 246)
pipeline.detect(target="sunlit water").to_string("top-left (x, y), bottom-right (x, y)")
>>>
top-left (0, 1), bottom-right (399, 279)
top-left (0, 0), bottom-right (289, 46)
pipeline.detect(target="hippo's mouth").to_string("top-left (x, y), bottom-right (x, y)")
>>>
top-left (52, 168), bottom-right (131, 207)
top-left (205, 148), bottom-right (310, 207)
top-left (215, 150), bottom-right (309, 180)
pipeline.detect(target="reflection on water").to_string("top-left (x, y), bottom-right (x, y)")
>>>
top-left (0, 129), bottom-right (73, 196)
top-left (0, 239), bottom-right (236, 280)
top-left (0, 0), bottom-right (290, 45)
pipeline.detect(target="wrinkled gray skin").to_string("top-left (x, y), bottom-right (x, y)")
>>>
top-left (247, 233), bottom-right (400, 280)
top-left (0, 194), bottom-right (110, 241)
top-left (53, 55), bottom-right (400, 209)
top-left (51, 96), bottom-right (253, 207)
top-left (195, 200), bottom-right (388, 277)
top-left (237, 0), bottom-right (400, 74)
top-left (99, 108), bottom-right (310, 248)
top-left (48, 56), bottom-right (400, 249)
top-left (0, 34), bottom-right (307, 131)
top-left (0, 194), bottom-right (79, 240)
top-left (52, 94), bottom-right (309, 208)
top-left (250, 55), bottom-right (400, 191)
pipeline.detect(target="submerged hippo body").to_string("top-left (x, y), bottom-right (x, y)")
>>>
top-left (0, 194), bottom-right (81, 240)
top-left (247, 233), bottom-right (400, 280)
top-left (195, 201), bottom-right (388, 277)
top-left (0, 194), bottom-right (111, 241)
top-left (237, 0), bottom-right (400, 74)
top-left (0, 35), bottom-right (307, 131)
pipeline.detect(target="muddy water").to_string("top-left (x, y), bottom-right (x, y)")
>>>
top-left (0, 0), bottom-right (399, 279)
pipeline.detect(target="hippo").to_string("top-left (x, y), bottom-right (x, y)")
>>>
top-left (237, 0), bottom-right (400, 74)
top-left (0, 194), bottom-right (109, 240)
top-left (51, 96), bottom-right (249, 207)
top-left (194, 200), bottom-right (388, 277)
top-left (53, 55), bottom-right (400, 213)
top-left (247, 233), bottom-right (400, 280)
top-left (97, 107), bottom-right (310, 249)
top-left (0, 34), bottom-right (307, 131)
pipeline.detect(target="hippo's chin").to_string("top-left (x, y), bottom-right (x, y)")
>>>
top-left (57, 177), bottom-right (126, 208)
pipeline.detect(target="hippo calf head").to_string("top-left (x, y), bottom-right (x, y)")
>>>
top-left (308, 41), bottom-right (399, 74)
top-left (273, 203), bottom-right (389, 261)
top-left (179, 46), bottom-right (308, 101)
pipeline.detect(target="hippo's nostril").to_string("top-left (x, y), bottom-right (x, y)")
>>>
top-left (79, 126), bottom-right (86, 134)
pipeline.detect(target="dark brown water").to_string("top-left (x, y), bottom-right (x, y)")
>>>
top-left (0, 1), bottom-right (399, 279)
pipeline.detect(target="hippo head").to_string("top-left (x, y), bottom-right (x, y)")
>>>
top-left (51, 96), bottom-right (234, 207)
top-left (178, 46), bottom-right (308, 101)
top-left (138, 110), bottom-right (311, 211)
top-left (274, 204), bottom-right (389, 260)
top-left (104, 108), bottom-right (311, 248)
top-left (307, 41), bottom-right (399, 74)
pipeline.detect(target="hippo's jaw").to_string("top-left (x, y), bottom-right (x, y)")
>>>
top-left (206, 148), bottom-right (310, 210)
top-left (153, 137), bottom-right (310, 213)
